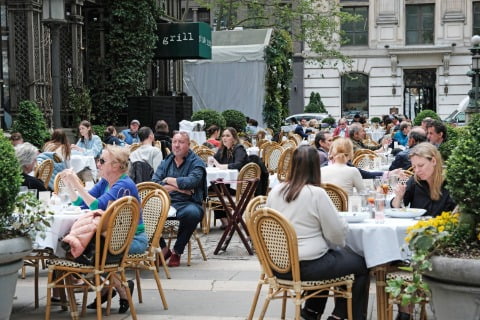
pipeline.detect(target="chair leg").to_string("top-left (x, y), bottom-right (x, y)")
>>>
top-left (259, 294), bottom-right (272, 320)
top-left (152, 264), bottom-right (169, 309)
top-left (121, 271), bottom-right (138, 320)
top-left (281, 290), bottom-right (287, 319)
top-left (247, 273), bottom-right (265, 320)
top-left (65, 275), bottom-right (79, 320)
top-left (187, 240), bottom-right (192, 266)
top-left (95, 274), bottom-right (104, 320)
top-left (34, 259), bottom-right (39, 309)
top-left (157, 251), bottom-right (171, 279)
top-left (135, 269), bottom-right (143, 303)
top-left (194, 231), bottom-right (208, 261)
top-left (45, 269), bottom-right (54, 320)
top-left (21, 265), bottom-right (26, 279)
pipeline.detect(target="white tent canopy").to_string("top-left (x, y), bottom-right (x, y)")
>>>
top-left (183, 28), bottom-right (272, 127)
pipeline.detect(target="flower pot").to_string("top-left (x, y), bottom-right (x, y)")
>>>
top-left (423, 256), bottom-right (480, 320)
top-left (0, 237), bottom-right (32, 320)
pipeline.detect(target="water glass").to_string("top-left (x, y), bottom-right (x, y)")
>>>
top-left (374, 195), bottom-right (386, 224)
top-left (19, 186), bottom-right (28, 195)
top-left (28, 189), bottom-right (38, 198)
top-left (39, 191), bottom-right (51, 205)
top-left (207, 156), bottom-right (215, 168)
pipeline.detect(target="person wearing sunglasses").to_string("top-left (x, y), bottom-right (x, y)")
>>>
top-left (59, 144), bottom-right (147, 314)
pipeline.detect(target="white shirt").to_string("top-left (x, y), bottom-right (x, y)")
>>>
top-left (129, 145), bottom-right (163, 171)
top-left (321, 163), bottom-right (366, 195)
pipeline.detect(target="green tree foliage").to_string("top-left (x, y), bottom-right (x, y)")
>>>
top-left (67, 87), bottom-right (93, 127)
top-left (222, 109), bottom-right (246, 133)
top-left (191, 109), bottom-right (226, 131)
top-left (439, 125), bottom-right (466, 161)
top-left (263, 29), bottom-right (293, 132)
top-left (90, 0), bottom-right (159, 124)
top-left (11, 101), bottom-right (50, 148)
top-left (304, 92), bottom-right (327, 113)
top-left (195, 0), bottom-right (355, 65)
top-left (446, 114), bottom-right (480, 239)
top-left (370, 117), bottom-right (382, 123)
top-left (321, 117), bottom-right (336, 126)
top-left (0, 130), bottom-right (22, 222)
top-left (413, 110), bottom-right (441, 126)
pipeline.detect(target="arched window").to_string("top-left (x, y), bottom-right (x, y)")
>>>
top-left (341, 73), bottom-right (369, 119)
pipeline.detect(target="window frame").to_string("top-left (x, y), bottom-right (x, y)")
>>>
top-left (405, 4), bottom-right (435, 45)
top-left (341, 72), bottom-right (369, 118)
top-left (341, 6), bottom-right (369, 47)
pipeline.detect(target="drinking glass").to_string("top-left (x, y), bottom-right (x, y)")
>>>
top-left (59, 190), bottom-right (70, 210)
top-left (207, 156), bottom-right (215, 168)
top-left (374, 193), bottom-right (386, 224)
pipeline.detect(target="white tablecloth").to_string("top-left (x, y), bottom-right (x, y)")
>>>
top-left (366, 129), bottom-right (386, 142)
top-left (187, 131), bottom-right (207, 145)
top-left (35, 211), bottom-right (82, 255)
top-left (246, 147), bottom-right (259, 156)
top-left (346, 218), bottom-right (416, 268)
top-left (206, 167), bottom-right (239, 189)
top-left (70, 154), bottom-right (97, 179)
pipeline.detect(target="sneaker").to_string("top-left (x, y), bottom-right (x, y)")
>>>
top-left (167, 253), bottom-right (181, 267)
top-left (301, 307), bottom-right (320, 320)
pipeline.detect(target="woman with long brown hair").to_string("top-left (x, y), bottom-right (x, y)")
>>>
top-left (266, 145), bottom-right (368, 320)
top-left (43, 129), bottom-right (72, 163)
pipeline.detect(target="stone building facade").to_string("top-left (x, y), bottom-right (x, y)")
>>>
top-left (304, 0), bottom-right (476, 120)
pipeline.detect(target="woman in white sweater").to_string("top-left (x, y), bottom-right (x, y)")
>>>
top-left (321, 137), bottom-right (366, 195)
top-left (267, 145), bottom-right (368, 320)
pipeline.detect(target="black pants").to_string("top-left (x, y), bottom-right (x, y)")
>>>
top-left (298, 248), bottom-right (368, 320)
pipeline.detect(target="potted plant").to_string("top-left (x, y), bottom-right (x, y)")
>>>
top-left (387, 114), bottom-right (480, 320)
top-left (0, 130), bottom-right (52, 319)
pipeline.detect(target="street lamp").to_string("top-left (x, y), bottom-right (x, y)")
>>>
top-left (467, 35), bottom-right (480, 124)
top-left (43, 0), bottom-right (66, 129)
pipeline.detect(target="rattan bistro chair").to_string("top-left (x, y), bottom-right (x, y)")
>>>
top-left (246, 207), bottom-right (354, 320)
top-left (125, 189), bottom-right (169, 308)
top-left (277, 147), bottom-right (294, 183)
top-left (45, 196), bottom-right (140, 320)
top-left (264, 144), bottom-right (283, 174)
top-left (35, 158), bottom-right (54, 189)
top-left (352, 154), bottom-right (376, 170)
top-left (322, 183), bottom-right (348, 212)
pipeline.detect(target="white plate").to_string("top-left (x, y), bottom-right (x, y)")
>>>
top-left (339, 212), bottom-right (368, 223)
top-left (384, 208), bottom-right (426, 218)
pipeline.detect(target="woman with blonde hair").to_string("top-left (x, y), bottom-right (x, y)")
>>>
top-left (267, 145), bottom-right (368, 320)
top-left (321, 137), bottom-right (365, 194)
top-left (391, 142), bottom-right (455, 217)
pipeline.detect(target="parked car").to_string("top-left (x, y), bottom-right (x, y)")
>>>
top-left (444, 96), bottom-right (468, 126)
top-left (285, 113), bottom-right (330, 125)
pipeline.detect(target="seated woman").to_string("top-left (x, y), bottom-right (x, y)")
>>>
top-left (321, 137), bottom-right (366, 195)
top-left (205, 125), bottom-right (221, 149)
top-left (43, 129), bottom-right (71, 164)
top-left (15, 142), bottom-right (47, 193)
top-left (104, 125), bottom-right (125, 146)
top-left (71, 120), bottom-right (103, 158)
top-left (59, 145), bottom-right (147, 314)
top-left (267, 145), bottom-right (368, 320)
top-left (211, 127), bottom-right (248, 228)
top-left (392, 142), bottom-right (455, 217)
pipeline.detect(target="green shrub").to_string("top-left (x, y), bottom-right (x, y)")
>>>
top-left (11, 100), bottom-right (50, 148)
top-left (446, 114), bottom-right (480, 218)
top-left (413, 109), bottom-right (441, 126)
top-left (322, 117), bottom-right (336, 125)
top-left (222, 109), bottom-right (246, 133)
top-left (439, 125), bottom-right (466, 161)
top-left (304, 92), bottom-right (327, 113)
top-left (92, 125), bottom-right (107, 140)
top-left (67, 87), bottom-right (93, 127)
top-left (0, 130), bottom-right (22, 224)
top-left (371, 117), bottom-right (381, 123)
top-left (191, 109), bottom-right (226, 131)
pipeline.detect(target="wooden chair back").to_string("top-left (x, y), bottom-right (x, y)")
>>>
top-left (353, 148), bottom-right (376, 159)
top-left (96, 196), bottom-right (140, 269)
top-left (130, 143), bottom-right (141, 153)
top-left (280, 139), bottom-right (297, 149)
top-left (236, 163), bottom-right (261, 202)
top-left (53, 174), bottom-right (85, 194)
top-left (242, 140), bottom-right (253, 148)
top-left (140, 189), bottom-right (171, 250)
top-left (136, 181), bottom-right (165, 203)
top-left (277, 147), bottom-right (294, 182)
top-left (259, 141), bottom-right (276, 161)
top-left (352, 154), bottom-right (376, 170)
top-left (194, 147), bottom-right (215, 164)
top-left (322, 183), bottom-right (348, 211)
top-left (190, 139), bottom-right (198, 148)
top-left (35, 159), bottom-right (54, 189)
top-left (264, 144), bottom-right (283, 174)
top-left (244, 195), bottom-right (267, 223)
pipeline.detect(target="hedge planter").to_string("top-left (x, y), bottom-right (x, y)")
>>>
top-left (423, 256), bottom-right (480, 320)
top-left (0, 237), bottom-right (32, 320)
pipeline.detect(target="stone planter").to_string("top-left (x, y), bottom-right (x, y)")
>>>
top-left (423, 256), bottom-right (480, 320)
top-left (0, 237), bottom-right (32, 320)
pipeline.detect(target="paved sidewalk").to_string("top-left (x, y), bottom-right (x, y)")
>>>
top-left (11, 227), bottom-right (428, 319)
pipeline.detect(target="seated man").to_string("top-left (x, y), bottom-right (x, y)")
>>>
top-left (294, 118), bottom-right (312, 139)
top-left (389, 127), bottom-right (427, 171)
top-left (152, 131), bottom-right (207, 267)
top-left (121, 119), bottom-right (140, 145)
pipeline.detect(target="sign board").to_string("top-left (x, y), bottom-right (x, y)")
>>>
top-left (154, 22), bottom-right (212, 59)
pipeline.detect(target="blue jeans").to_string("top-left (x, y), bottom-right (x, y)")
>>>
top-left (128, 232), bottom-right (148, 254)
top-left (170, 201), bottom-right (204, 255)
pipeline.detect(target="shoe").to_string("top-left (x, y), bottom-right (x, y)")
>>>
top-left (168, 253), bottom-right (181, 267)
top-left (86, 289), bottom-right (117, 309)
top-left (396, 311), bottom-right (412, 320)
top-left (50, 296), bottom-right (62, 306)
top-left (119, 280), bottom-right (134, 314)
top-left (301, 307), bottom-right (320, 320)
top-left (158, 248), bottom-right (172, 266)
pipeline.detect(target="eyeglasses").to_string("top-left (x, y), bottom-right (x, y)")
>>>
top-left (97, 158), bottom-right (107, 165)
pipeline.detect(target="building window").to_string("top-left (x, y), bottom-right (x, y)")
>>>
top-left (341, 6), bottom-right (368, 46)
top-left (406, 4), bottom-right (434, 45)
top-left (474, 2), bottom-right (480, 36)
top-left (341, 73), bottom-right (369, 118)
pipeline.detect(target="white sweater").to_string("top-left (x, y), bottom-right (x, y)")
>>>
top-left (129, 145), bottom-right (163, 171)
top-left (321, 163), bottom-right (366, 195)
top-left (267, 184), bottom-right (348, 261)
